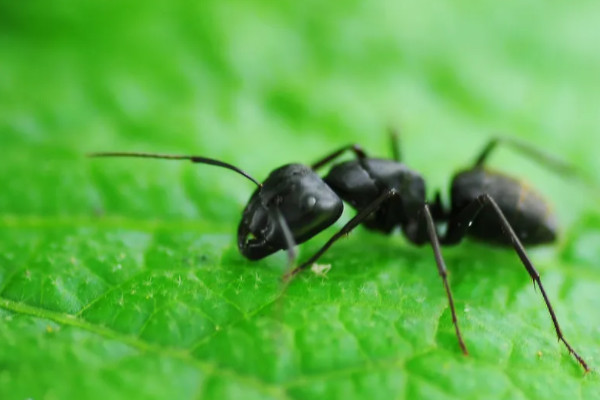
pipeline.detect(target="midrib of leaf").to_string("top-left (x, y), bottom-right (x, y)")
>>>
top-left (0, 296), bottom-right (291, 399)
top-left (0, 292), bottom-right (437, 393)
top-left (5, 296), bottom-right (571, 397)
top-left (1, 213), bottom-right (599, 400)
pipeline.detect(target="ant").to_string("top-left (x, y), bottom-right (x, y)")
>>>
top-left (89, 132), bottom-right (589, 372)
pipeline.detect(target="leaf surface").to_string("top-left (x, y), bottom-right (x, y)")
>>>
top-left (1, 1), bottom-right (600, 399)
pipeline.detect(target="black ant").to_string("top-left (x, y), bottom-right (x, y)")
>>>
top-left (89, 132), bottom-right (589, 372)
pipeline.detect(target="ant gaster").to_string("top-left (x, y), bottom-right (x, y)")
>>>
top-left (89, 132), bottom-right (589, 372)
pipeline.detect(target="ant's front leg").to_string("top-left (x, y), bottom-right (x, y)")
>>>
top-left (311, 127), bottom-right (403, 171)
top-left (283, 189), bottom-right (399, 280)
top-left (311, 144), bottom-right (368, 171)
top-left (269, 207), bottom-right (297, 273)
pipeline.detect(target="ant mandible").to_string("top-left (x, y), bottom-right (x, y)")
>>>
top-left (89, 131), bottom-right (589, 372)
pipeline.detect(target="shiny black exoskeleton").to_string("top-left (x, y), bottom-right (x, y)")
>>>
top-left (447, 168), bottom-right (557, 246)
top-left (324, 159), bottom-right (427, 240)
top-left (89, 134), bottom-right (588, 372)
top-left (238, 163), bottom-right (343, 260)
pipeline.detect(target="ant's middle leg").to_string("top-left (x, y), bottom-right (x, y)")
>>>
top-left (420, 203), bottom-right (469, 355)
top-left (388, 127), bottom-right (402, 162)
top-left (280, 194), bottom-right (469, 355)
top-left (440, 194), bottom-right (589, 371)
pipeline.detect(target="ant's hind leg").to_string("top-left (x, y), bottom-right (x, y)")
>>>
top-left (473, 136), bottom-right (577, 177)
top-left (442, 194), bottom-right (590, 371)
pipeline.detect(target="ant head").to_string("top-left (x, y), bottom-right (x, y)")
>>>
top-left (87, 153), bottom-right (343, 262)
top-left (238, 164), bottom-right (343, 260)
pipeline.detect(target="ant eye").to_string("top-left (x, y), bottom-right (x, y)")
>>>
top-left (305, 196), bottom-right (317, 209)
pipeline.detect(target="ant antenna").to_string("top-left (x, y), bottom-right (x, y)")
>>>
top-left (88, 152), bottom-right (262, 187)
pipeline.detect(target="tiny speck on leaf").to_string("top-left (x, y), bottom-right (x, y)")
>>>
top-left (311, 263), bottom-right (332, 277)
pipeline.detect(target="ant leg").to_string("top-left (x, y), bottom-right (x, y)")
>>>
top-left (443, 194), bottom-right (589, 371)
top-left (473, 136), bottom-right (577, 177)
top-left (440, 198), bottom-right (487, 246)
top-left (270, 207), bottom-right (297, 272)
top-left (388, 127), bottom-right (402, 162)
top-left (283, 189), bottom-right (399, 280)
top-left (429, 191), bottom-right (447, 221)
top-left (282, 198), bottom-right (468, 354)
top-left (312, 127), bottom-right (401, 171)
top-left (311, 144), bottom-right (368, 171)
top-left (421, 204), bottom-right (469, 355)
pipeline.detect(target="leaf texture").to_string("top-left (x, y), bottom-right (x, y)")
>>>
top-left (1, 1), bottom-right (600, 399)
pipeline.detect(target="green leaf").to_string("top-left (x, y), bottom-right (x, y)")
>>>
top-left (1, 1), bottom-right (600, 399)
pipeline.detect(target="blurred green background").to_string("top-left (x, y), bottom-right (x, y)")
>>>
top-left (1, 1), bottom-right (600, 399)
